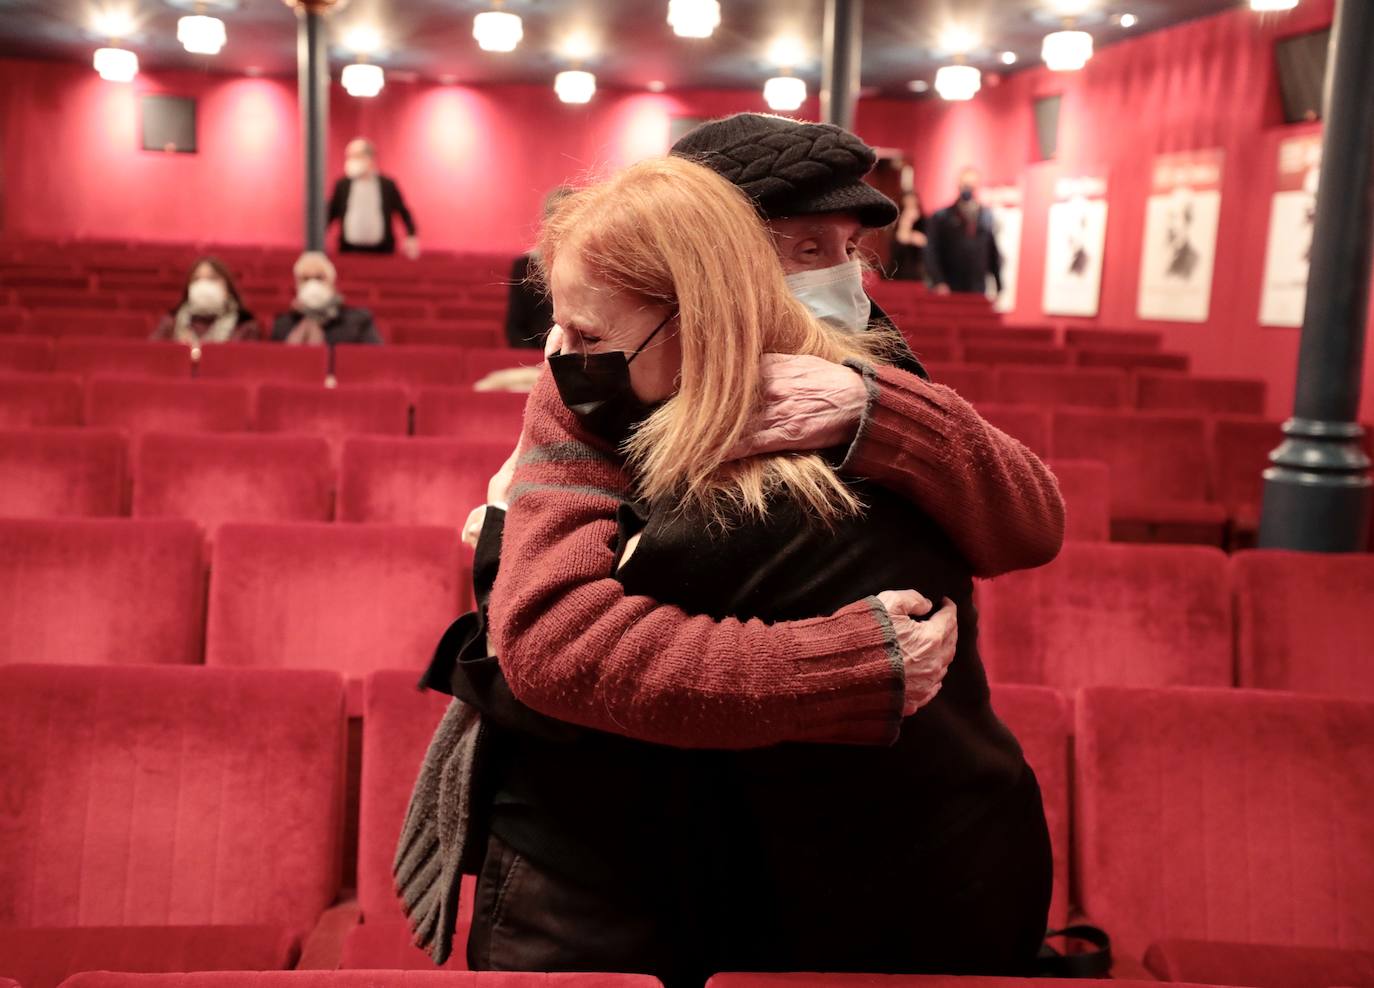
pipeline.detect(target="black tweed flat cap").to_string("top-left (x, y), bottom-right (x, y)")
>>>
top-left (671, 112), bottom-right (899, 228)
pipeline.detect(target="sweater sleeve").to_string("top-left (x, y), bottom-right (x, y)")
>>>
top-left (839, 360), bottom-right (1065, 577)
top-left (486, 372), bottom-right (906, 750)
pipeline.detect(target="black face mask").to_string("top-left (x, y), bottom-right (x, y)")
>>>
top-left (547, 311), bottom-right (674, 447)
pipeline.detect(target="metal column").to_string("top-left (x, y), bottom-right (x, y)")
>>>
top-left (820, 0), bottom-right (861, 130)
top-left (1258, 0), bottom-right (1374, 553)
top-left (297, 5), bottom-right (330, 251)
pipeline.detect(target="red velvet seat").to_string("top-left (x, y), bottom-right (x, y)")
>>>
top-left (338, 435), bottom-right (512, 533)
top-left (987, 684), bottom-right (1072, 929)
top-left (922, 364), bottom-right (994, 404)
top-left (958, 325), bottom-right (1055, 345)
top-left (0, 664), bottom-right (347, 988)
top-left (0, 518), bottom-right (203, 665)
top-left (54, 338), bottom-right (192, 380)
top-left (1144, 938), bottom-right (1374, 988)
top-left (1051, 409), bottom-right (1226, 545)
top-left (205, 523), bottom-right (463, 705)
top-left (0, 373), bottom-right (84, 427)
top-left (0, 926), bottom-right (298, 988)
top-left (1135, 372), bottom-right (1267, 415)
top-left (1076, 686), bottom-right (1374, 971)
top-left (1233, 550), bottom-right (1374, 699)
top-left (975, 403), bottom-right (1050, 457)
top-left (1075, 348), bottom-right (1189, 372)
top-left (1064, 328), bottom-right (1164, 350)
top-left (463, 347), bottom-right (544, 387)
top-left (195, 342), bottom-right (330, 386)
top-left (131, 432), bottom-right (333, 534)
top-left (256, 384), bottom-right (410, 455)
top-left (390, 322), bottom-right (504, 348)
top-left (1047, 458), bottom-right (1111, 541)
top-left (994, 368), bottom-right (1130, 409)
top-left (962, 342), bottom-right (1072, 367)
top-left (346, 670), bottom-right (476, 969)
top-left (61, 973), bottom-right (663, 987)
top-left (28, 310), bottom-right (150, 339)
top-left (706, 978), bottom-right (1169, 988)
top-left (0, 428), bottom-right (124, 518)
top-left (85, 377), bottom-right (253, 435)
top-left (331, 345), bottom-right (468, 395)
top-left (0, 335), bottom-right (54, 372)
top-left (414, 389), bottom-right (527, 444)
top-left (1211, 416), bottom-right (1280, 545)
top-left (978, 542), bottom-right (1233, 688)
top-left (903, 340), bottom-right (958, 364)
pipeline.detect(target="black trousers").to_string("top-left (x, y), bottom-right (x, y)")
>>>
top-left (468, 769), bottom-right (1053, 988)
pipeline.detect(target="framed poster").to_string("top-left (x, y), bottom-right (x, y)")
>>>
top-left (1043, 175), bottom-right (1109, 318)
top-left (1259, 132), bottom-right (1323, 327)
top-left (1136, 150), bottom-right (1224, 322)
top-left (984, 184), bottom-right (1023, 314)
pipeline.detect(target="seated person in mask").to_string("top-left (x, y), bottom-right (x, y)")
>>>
top-left (271, 251), bottom-right (381, 346)
top-left (151, 257), bottom-right (260, 346)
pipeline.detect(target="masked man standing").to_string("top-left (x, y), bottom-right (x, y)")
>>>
top-left (328, 138), bottom-right (420, 258)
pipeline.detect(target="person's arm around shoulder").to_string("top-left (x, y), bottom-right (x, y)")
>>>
top-left (486, 371), bottom-right (953, 750)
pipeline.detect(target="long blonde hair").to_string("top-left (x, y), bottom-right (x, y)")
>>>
top-left (539, 156), bottom-right (896, 526)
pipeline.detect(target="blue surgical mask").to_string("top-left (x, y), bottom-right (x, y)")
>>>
top-left (784, 258), bottom-right (872, 335)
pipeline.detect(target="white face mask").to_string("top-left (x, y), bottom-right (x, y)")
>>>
top-left (296, 277), bottom-right (334, 312)
top-left (785, 258), bottom-right (872, 335)
top-left (186, 278), bottom-right (227, 316)
top-left (344, 158), bottom-right (370, 180)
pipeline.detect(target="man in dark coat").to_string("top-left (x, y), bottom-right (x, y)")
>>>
top-left (926, 167), bottom-right (1002, 296)
top-left (328, 138), bottom-right (419, 257)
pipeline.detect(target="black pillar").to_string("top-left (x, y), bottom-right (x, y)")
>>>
top-left (820, 0), bottom-right (861, 130)
top-left (1258, 0), bottom-right (1374, 553)
top-left (297, 6), bottom-right (329, 251)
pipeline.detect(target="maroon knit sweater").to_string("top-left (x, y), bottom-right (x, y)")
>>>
top-left (487, 365), bottom-right (1064, 750)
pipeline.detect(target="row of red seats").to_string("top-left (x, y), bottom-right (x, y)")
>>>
top-left (910, 340), bottom-right (1192, 372)
top-left (939, 364), bottom-right (1264, 414)
top-left (2, 514), bottom-right (1369, 700)
top-left (0, 342), bottom-right (537, 390)
top-left (5, 663), bottom-right (1371, 986)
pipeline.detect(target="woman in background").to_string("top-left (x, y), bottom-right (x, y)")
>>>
top-left (151, 257), bottom-right (259, 346)
top-left (890, 191), bottom-right (929, 282)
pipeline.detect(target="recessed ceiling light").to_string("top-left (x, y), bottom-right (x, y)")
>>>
top-left (768, 36), bottom-right (808, 68)
top-left (938, 24), bottom-right (981, 54)
top-left (908, 79), bottom-right (930, 93)
top-left (343, 26), bottom-right (384, 56)
top-left (647, 79), bottom-right (666, 92)
top-left (1001, 50), bottom-right (1018, 64)
top-left (1119, 13), bottom-right (1138, 28)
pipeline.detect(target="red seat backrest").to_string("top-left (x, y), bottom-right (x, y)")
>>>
top-left (196, 342), bottom-right (330, 386)
top-left (413, 389), bottom-right (527, 444)
top-left (0, 336), bottom-right (54, 373)
top-left (0, 427), bottom-right (125, 519)
top-left (963, 343), bottom-right (1072, 367)
top-left (256, 384), bottom-right (410, 446)
top-left (1076, 686), bottom-right (1374, 959)
top-left (976, 403), bottom-right (1050, 457)
top-left (1233, 549), bottom-right (1374, 699)
top-left (1051, 409), bottom-right (1211, 505)
top-left (0, 373), bottom-right (83, 428)
top-left (923, 363), bottom-right (995, 404)
top-left (86, 377), bottom-right (253, 435)
top-left (338, 436), bottom-right (512, 532)
top-left (1075, 348), bottom-right (1189, 372)
top-left (331, 345), bottom-right (468, 394)
top-left (994, 367), bottom-right (1130, 409)
top-left (0, 663), bottom-right (346, 929)
top-left (0, 518), bottom-right (204, 666)
top-left (1135, 373), bottom-right (1267, 416)
top-left (1047, 458), bottom-right (1111, 542)
top-left (978, 542), bottom-right (1233, 688)
top-left (55, 338), bottom-right (192, 381)
top-left (1211, 416), bottom-right (1282, 511)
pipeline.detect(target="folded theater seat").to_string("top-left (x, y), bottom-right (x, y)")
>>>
top-left (1075, 686), bottom-right (1374, 987)
top-left (0, 664), bottom-right (348, 988)
top-left (58, 973), bottom-right (664, 987)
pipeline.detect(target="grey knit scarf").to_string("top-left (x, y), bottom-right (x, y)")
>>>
top-left (392, 697), bottom-right (483, 965)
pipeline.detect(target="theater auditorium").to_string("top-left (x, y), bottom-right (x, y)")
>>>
top-left (1, 0), bottom-right (1372, 987)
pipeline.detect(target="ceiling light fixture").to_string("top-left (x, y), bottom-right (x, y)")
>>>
top-left (93, 45), bottom-right (138, 82)
top-left (1042, 27), bottom-right (1093, 71)
top-left (1118, 13), bottom-right (1138, 28)
top-left (935, 63), bottom-right (981, 101)
top-left (177, 13), bottom-right (227, 55)
top-left (767, 36), bottom-right (807, 69)
top-left (342, 61), bottom-right (385, 97)
top-left (343, 25), bottom-right (384, 57)
top-left (1250, 0), bottom-right (1298, 9)
top-left (1000, 50), bottom-right (1017, 64)
top-left (764, 74), bottom-right (806, 111)
top-left (473, 4), bottom-right (523, 52)
top-left (668, 0), bottom-right (721, 38)
top-left (938, 24), bottom-right (981, 54)
top-left (555, 69), bottom-right (596, 104)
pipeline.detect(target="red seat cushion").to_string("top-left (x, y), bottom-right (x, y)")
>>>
top-left (0, 924), bottom-right (298, 988)
top-left (1076, 687), bottom-right (1374, 963)
top-left (0, 518), bottom-right (204, 666)
top-left (0, 427), bottom-right (125, 518)
top-left (1233, 550), bottom-right (1374, 699)
top-left (977, 542), bottom-right (1233, 688)
top-left (341, 917), bottom-right (473, 970)
top-left (0, 665), bottom-right (346, 931)
top-left (1144, 937), bottom-right (1374, 988)
top-left (62, 973), bottom-right (663, 987)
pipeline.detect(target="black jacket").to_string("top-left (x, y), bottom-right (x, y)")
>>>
top-left (327, 174), bottom-right (416, 254)
top-left (504, 254), bottom-right (553, 349)
top-left (926, 201), bottom-right (1002, 294)
top-left (270, 305), bottom-right (381, 345)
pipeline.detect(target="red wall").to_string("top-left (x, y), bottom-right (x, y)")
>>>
top-left (853, 0), bottom-right (1374, 422)
top-left (0, 55), bottom-right (810, 255)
